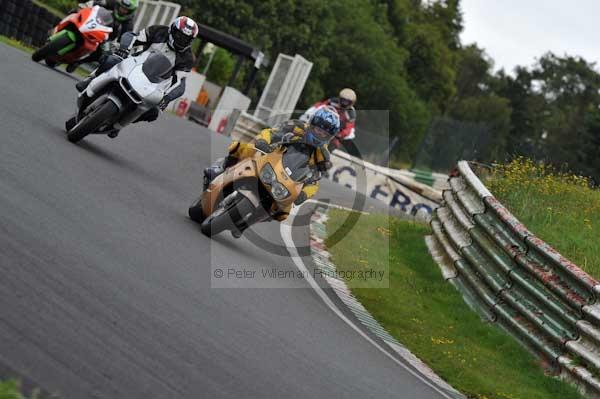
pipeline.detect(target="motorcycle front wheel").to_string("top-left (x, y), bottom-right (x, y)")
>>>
top-left (67, 101), bottom-right (118, 143)
top-left (188, 196), bottom-right (205, 223)
top-left (31, 34), bottom-right (72, 63)
top-left (200, 193), bottom-right (254, 237)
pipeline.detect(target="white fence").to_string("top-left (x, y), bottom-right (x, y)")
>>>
top-left (254, 54), bottom-right (313, 126)
top-left (133, 0), bottom-right (181, 32)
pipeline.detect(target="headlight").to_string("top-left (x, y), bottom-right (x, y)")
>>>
top-left (260, 164), bottom-right (276, 184)
top-left (271, 182), bottom-right (290, 200)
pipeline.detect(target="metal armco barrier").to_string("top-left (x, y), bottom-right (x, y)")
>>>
top-left (428, 160), bottom-right (600, 398)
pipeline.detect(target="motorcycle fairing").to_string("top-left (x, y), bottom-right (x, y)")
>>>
top-left (52, 6), bottom-right (113, 63)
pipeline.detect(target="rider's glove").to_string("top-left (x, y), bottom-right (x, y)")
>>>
top-left (254, 139), bottom-right (273, 153)
top-left (114, 48), bottom-right (129, 59)
top-left (294, 191), bottom-right (308, 206)
top-left (316, 160), bottom-right (332, 172)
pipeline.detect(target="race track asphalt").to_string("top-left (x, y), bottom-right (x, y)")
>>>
top-left (0, 43), bottom-right (444, 399)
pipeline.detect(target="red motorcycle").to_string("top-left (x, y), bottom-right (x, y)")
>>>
top-left (32, 5), bottom-right (113, 67)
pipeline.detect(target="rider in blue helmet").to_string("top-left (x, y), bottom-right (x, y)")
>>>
top-left (305, 106), bottom-right (341, 147)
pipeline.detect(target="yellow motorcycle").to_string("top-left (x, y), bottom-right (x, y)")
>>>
top-left (189, 136), bottom-right (318, 237)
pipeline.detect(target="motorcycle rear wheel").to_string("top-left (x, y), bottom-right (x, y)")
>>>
top-left (31, 33), bottom-right (72, 62)
top-left (67, 101), bottom-right (118, 143)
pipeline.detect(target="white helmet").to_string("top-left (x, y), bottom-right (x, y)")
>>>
top-left (339, 88), bottom-right (357, 108)
top-left (169, 16), bottom-right (199, 52)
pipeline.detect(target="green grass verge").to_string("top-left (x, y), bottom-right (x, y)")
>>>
top-left (322, 210), bottom-right (390, 289)
top-left (0, 380), bottom-right (33, 399)
top-left (0, 36), bottom-right (34, 54)
top-left (0, 35), bottom-right (89, 78)
top-left (485, 158), bottom-right (600, 279)
top-left (325, 209), bottom-right (583, 399)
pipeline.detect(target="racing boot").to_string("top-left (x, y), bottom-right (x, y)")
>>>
top-left (107, 129), bottom-right (120, 139)
top-left (203, 156), bottom-right (238, 190)
top-left (76, 76), bottom-right (93, 92)
top-left (66, 62), bottom-right (79, 73)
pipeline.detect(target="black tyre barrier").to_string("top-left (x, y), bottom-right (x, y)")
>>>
top-left (0, 0), bottom-right (62, 47)
top-left (2, 13), bottom-right (11, 24)
top-left (40, 9), bottom-right (51, 20)
top-left (15, 6), bottom-right (27, 21)
top-left (9, 19), bottom-right (21, 29)
top-left (16, 22), bottom-right (27, 33)
top-left (29, 7), bottom-right (41, 18)
top-left (46, 14), bottom-right (60, 27)
top-left (16, 6), bottom-right (28, 20)
top-left (33, 37), bottom-right (46, 48)
top-left (16, 29), bottom-right (30, 43)
top-left (25, 2), bottom-right (36, 12)
top-left (34, 30), bottom-right (47, 43)
top-left (17, 18), bottom-right (30, 30)
top-left (4, 4), bottom-right (17, 18)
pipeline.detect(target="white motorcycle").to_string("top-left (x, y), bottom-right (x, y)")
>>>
top-left (65, 51), bottom-right (173, 143)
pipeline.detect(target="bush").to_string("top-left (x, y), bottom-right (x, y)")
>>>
top-left (486, 158), bottom-right (600, 278)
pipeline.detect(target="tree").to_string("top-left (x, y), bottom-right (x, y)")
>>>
top-left (582, 110), bottom-right (600, 181)
top-left (496, 53), bottom-right (600, 176)
top-left (422, 0), bottom-right (463, 50)
top-left (453, 44), bottom-right (493, 100)
top-left (404, 23), bottom-right (456, 114)
top-left (441, 44), bottom-right (512, 163)
top-left (197, 47), bottom-right (235, 87)
top-left (318, 0), bottom-right (431, 158)
top-left (176, 0), bottom-right (600, 175)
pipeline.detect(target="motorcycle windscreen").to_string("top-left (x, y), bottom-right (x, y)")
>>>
top-left (141, 53), bottom-right (173, 83)
top-left (282, 145), bottom-right (312, 182)
top-left (95, 8), bottom-right (114, 27)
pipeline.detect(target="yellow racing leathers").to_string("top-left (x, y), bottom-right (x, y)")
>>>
top-left (225, 119), bottom-right (331, 220)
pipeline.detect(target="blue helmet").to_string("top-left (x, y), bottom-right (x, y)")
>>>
top-left (307, 106), bottom-right (341, 145)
